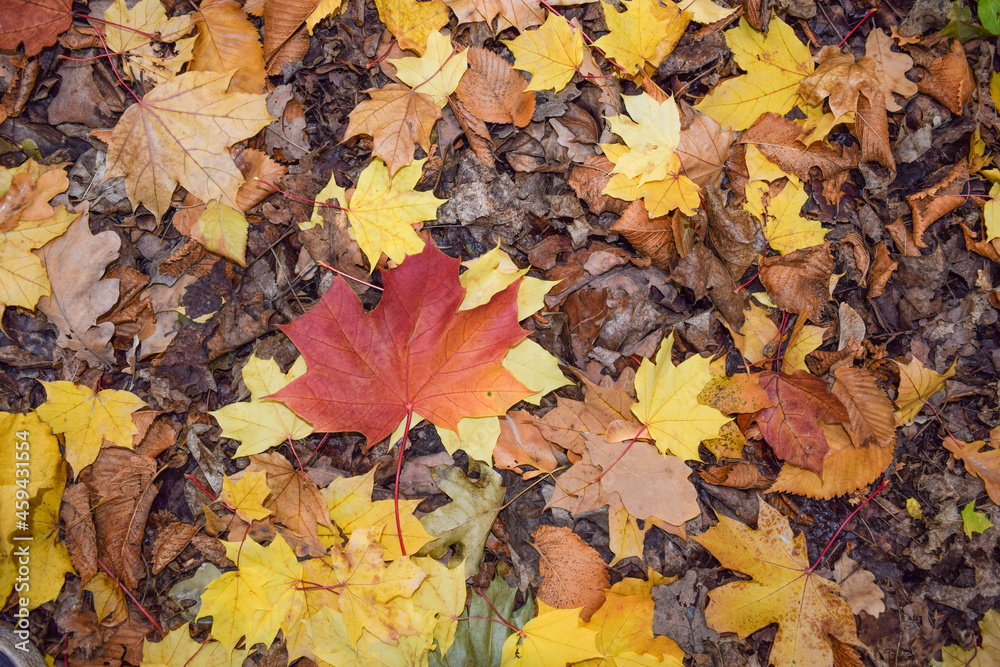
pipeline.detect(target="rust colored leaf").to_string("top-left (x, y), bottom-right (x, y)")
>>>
top-left (610, 200), bottom-right (675, 270)
top-left (738, 113), bottom-right (856, 183)
top-left (495, 410), bottom-right (559, 479)
top-left (568, 156), bottom-right (628, 215)
top-left (867, 241), bottom-right (897, 299)
top-left (831, 367), bottom-right (896, 449)
top-left (942, 436), bottom-right (1000, 505)
top-left (0, 0), bottom-right (72, 56)
top-left (755, 370), bottom-right (851, 474)
top-left (906, 162), bottom-right (968, 248)
top-left (535, 375), bottom-right (634, 455)
top-left (272, 240), bottom-right (530, 446)
top-left (533, 525), bottom-right (610, 621)
top-left (82, 448), bottom-right (159, 589)
top-left (856, 91), bottom-right (894, 173)
top-left (699, 461), bottom-right (773, 489)
top-left (677, 106), bottom-right (733, 188)
top-left (343, 85), bottom-right (442, 176)
top-left (916, 40), bottom-right (973, 115)
top-left (457, 47), bottom-right (535, 127)
top-left (262, 0), bottom-right (311, 75)
top-left (151, 521), bottom-right (201, 574)
top-left (758, 242), bottom-right (834, 321)
top-left (60, 483), bottom-right (97, 583)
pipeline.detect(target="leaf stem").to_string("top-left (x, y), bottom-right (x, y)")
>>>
top-left (255, 178), bottom-right (348, 211)
top-left (181, 636), bottom-right (211, 667)
top-left (837, 8), bottom-right (876, 47)
top-left (474, 589), bottom-right (522, 634)
top-left (807, 478), bottom-right (887, 572)
top-left (92, 19), bottom-right (143, 105)
top-left (95, 557), bottom-right (164, 636)
top-left (315, 260), bottom-right (384, 291)
top-left (74, 13), bottom-right (157, 39)
top-left (394, 407), bottom-right (415, 556)
top-left (367, 38), bottom-right (398, 68)
top-left (593, 423), bottom-right (649, 483)
top-left (536, 0), bottom-right (630, 77)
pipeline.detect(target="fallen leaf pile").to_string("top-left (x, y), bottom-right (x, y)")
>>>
top-left (1, 0), bottom-right (999, 665)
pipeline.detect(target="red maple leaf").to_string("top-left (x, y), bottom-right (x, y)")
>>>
top-left (272, 240), bottom-right (531, 446)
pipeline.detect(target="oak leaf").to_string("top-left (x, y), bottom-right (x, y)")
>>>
top-left (504, 13), bottom-right (584, 93)
top-left (0, 161), bottom-right (78, 319)
top-left (105, 70), bottom-right (273, 222)
top-left (894, 356), bottom-right (955, 425)
top-left (593, 0), bottom-right (691, 76)
top-left (754, 370), bottom-right (850, 474)
top-left (942, 435), bottom-right (1000, 505)
top-left (37, 381), bottom-right (146, 476)
top-left (0, 0), bottom-right (72, 56)
top-left (35, 204), bottom-right (120, 366)
top-left (210, 354), bottom-right (313, 458)
top-left (272, 240), bottom-right (530, 445)
top-left (501, 600), bottom-right (602, 667)
top-left (695, 16), bottom-right (813, 130)
top-left (101, 0), bottom-right (196, 85)
top-left (374, 0), bottom-right (449, 54)
top-left (533, 525), bottom-right (609, 621)
top-left (389, 31), bottom-right (468, 108)
top-left (457, 46), bottom-right (535, 127)
top-left (630, 333), bottom-right (731, 461)
top-left (695, 500), bottom-right (864, 667)
top-left (770, 423), bottom-right (893, 498)
top-left (191, 0), bottom-right (266, 93)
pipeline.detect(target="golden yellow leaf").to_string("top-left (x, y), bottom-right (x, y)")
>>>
top-left (374, 0), bottom-right (450, 54)
top-left (745, 179), bottom-right (828, 255)
top-left (306, 0), bottom-right (347, 33)
top-left (2, 483), bottom-right (74, 609)
top-left (894, 356), bottom-right (955, 425)
top-left (504, 13), bottom-right (584, 93)
top-left (631, 333), bottom-right (731, 461)
top-left (84, 572), bottom-right (128, 626)
top-left (603, 148), bottom-right (700, 217)
top-left (781, 320), bottom-right (826, 373)
top-left (724, 301), bottom-right (778, 365)
top-left (221, 470), bottom-right (272, 522)
top-left (102, 0), bottom-right (196, 84)
top-left (459, 244), bottom-right (559, 320)
top-left (211, 354), bottom-right (313, 458)
top-left (985, 182), bottom-right (1000, 241)
top-left (603, 93), bottom-right (681, 184)
top-left (0, 162), bottom-right (77, 318)
top-left (695, 16), bottom-right (813, 130)
top-left (677, 0), bottom-right (735, 23)
top-left (607, 503), bottom-right (648, 565)
top-left (578, 591), bottom-right (685, 666)
top-left (344, 86), bottom-right (441, 176)
top-left (411, 556), bottom-right (467, 654)
top-left (501, 601), bottom-right (602, 666)
top-left (105, 70), bottom-right (273, 222)
top-left (36, 381), bottom-right (146, 476)
top-left (198, 559), bottom-right (277, 653)
top-left (694, 500), bottom-right (863, 666)
top-left (435, 415), bottom-right (502, 462)
top-left (389, 31), bottom-right (468, 108)
top-left (189, 200), bottom-right (248, 265)
top-left (0, 412), bottom-right (62, 541)
top-left (503, 339), bottom-right (571, 405)
top-left (141, 623), bottom-right (246, 667)
top-left (191, 0), bottom-right (266, 93)
top-left (314, 158), bottom-right (445, 268)
top-left (593, 0), bottom-right (691, 76)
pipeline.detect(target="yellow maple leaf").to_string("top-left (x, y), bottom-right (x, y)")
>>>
top-left (84, 572), bottom-right (128, 626)
top-left (593, 0), bottom-right (691, 76)
top-left (724, 301), bottom-right (778, 365)
top-left (36, 381), bottom-right (146, 476)
top-left (744, 179), bottom-right (828, 255)
top-left (694, 500), bottom-right (864, 667)
top-left (0, 162), bottom-right (77, 318)
top-left (411, 556), bottom-right (467, 654)
top-left (607, 504), bottom-right (647, 565)
top-left (102, 0), bottom-right (196, 84)
top-left (504, 12), bottom-right (584, 93)
top-left (306, 607), bottom-right (434, 667)
top-left (781, 321), bottom-right (826, 373)
top-left (344, 86), bottom-right (441, 177)
top-left (0, 412), bottom-right (62, 545)
top-left (603, 93), bottom-right (682, 184)
top-left (322, 468), bottom-right (434, 560)
top-left (939, 609), bottom-right (1000, 667)
top-left (434, 415), bottom-right (502, 462)
top-left (630, 333), bottom-right (731, 461)
top-left (501, 600), bottom-right (602, 666)
top-left (105, 71), bottom-right (273, 222)
top-left (459, 244), bottom-right (559, 321)
top-left (310, 158), bottom-right (446, 269)
top-left (578, 591), bottom-right (685, 667)
top-left (374, 0), bottom-right (450, 54)
top-left (191, 0), bottom-right (266, 93)
top-left (894, 357), bottom-right (956, 425)
top-left (211, 354), bottom-right (313, 458)
top-left (695, 16), bottom-right (813, 131)
top-left (141, 623), bottom-right (246, 667)
top-left (221, 471), bottom-right (272, 522)
top-left (677, 0), bottom-right (734, 23)
top-left (390, 31), bottom-right (469, 108)
top-left (602, 146), bottom-right (700, 217)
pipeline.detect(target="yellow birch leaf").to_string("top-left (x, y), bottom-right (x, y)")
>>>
top-left (594, 0), bottom-right (691, 76)
top-left (607, 503), bottom-right (647, 565)
top-left (781, 321), bottom-right (826, 373)
top-left (894, 357), bottom-right (956, 425)
top-left (36, 381), bottom-right (146, 476)
top-left (310, 158), bottom-right (446, 269)
top-left (191, 0), bottom-right (266, 93)
top-left (745, 179), bottom-right (828, 255)
top-left (375, 0), bottom-right (450, 54)
top-left (190, 200), bottom-right (248, 265)
top-left (105, 70), bottom-right (274, 222)
top-left (390, 31), bottom-right (469, 108)
top-left (695, 17), bottom-right (813, 130)
top-left (221, 471), bottom-right (272, 522)
top-left (631, 333), bottom-right (731, 461)
top-left (344, 85), bottom-right (441, 175)
top-left (502, 601), bottom-right (602, 666)
top-left (504, 13), bottom-right (584, 92)
top-left (211, 355), bottom-right (313, 458)
top-left (102, 0), bottom-right (196, 84)
top-left (694, 500), bottom-right (864, 666)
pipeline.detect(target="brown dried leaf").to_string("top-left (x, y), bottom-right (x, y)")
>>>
top-left (344, 85), bottom-right (442, 175)
top-left (755, 370), bottom-right (851, 473)
top-left (832, 367), bottom-right (896, 448)
top-left (61, 482), bottom-right (97, 583)
top-left (151, 521), bottom-right (201, 574)
top-left (916, 39), bottom-right (973, 115)
top-left (699, 460), bottom-right (773, 489)
top-left (799, 45), bottom-right (881, 120)
top-left (832, 554), bottom-right (885, 618)
top-left (262, 0), bottom-right (311, 75)
top-left (704, 184), bottom-right (759, 280)
top-left (759, 242), bottom-right (834, 321)
top-left (942, 436), bottom-right (1000, 505)
top-left (677, 105), bottom-right (734, 188)
top-left (838, 232), bottom-right (869, 287)
top-left (457, 47), bottom-right (535, 127)
top-left (569, 156), bottom-right (628, 215)
top-left (771, 423), bottom-right (892, 498)
top-left (672, 242), bottom-right (748, 329)
top-left (546, 453), bottom-right (610, 514)
top-left (535, 375), bottom-right (634, 455)
top-left (739, 113), bottom-right (856, 183)
top-left (495, 411), bottom-right (559, 478)
top-left (192, 0), bottom-right (266, 93)
top-left (610, 200), bottom-right (675, 270)
top-left (452, 97), bottom-right (496, 169)
top-left (532, 525), bottom-right (609, 621)
top-left (867, 241), bottom-right (897, 299)
top-left (855, 91), bottom-right (894, 173)
top-left (906, 162), bottom-right (968, 248)
top-left (83, 448), bottom-right (159, 589)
